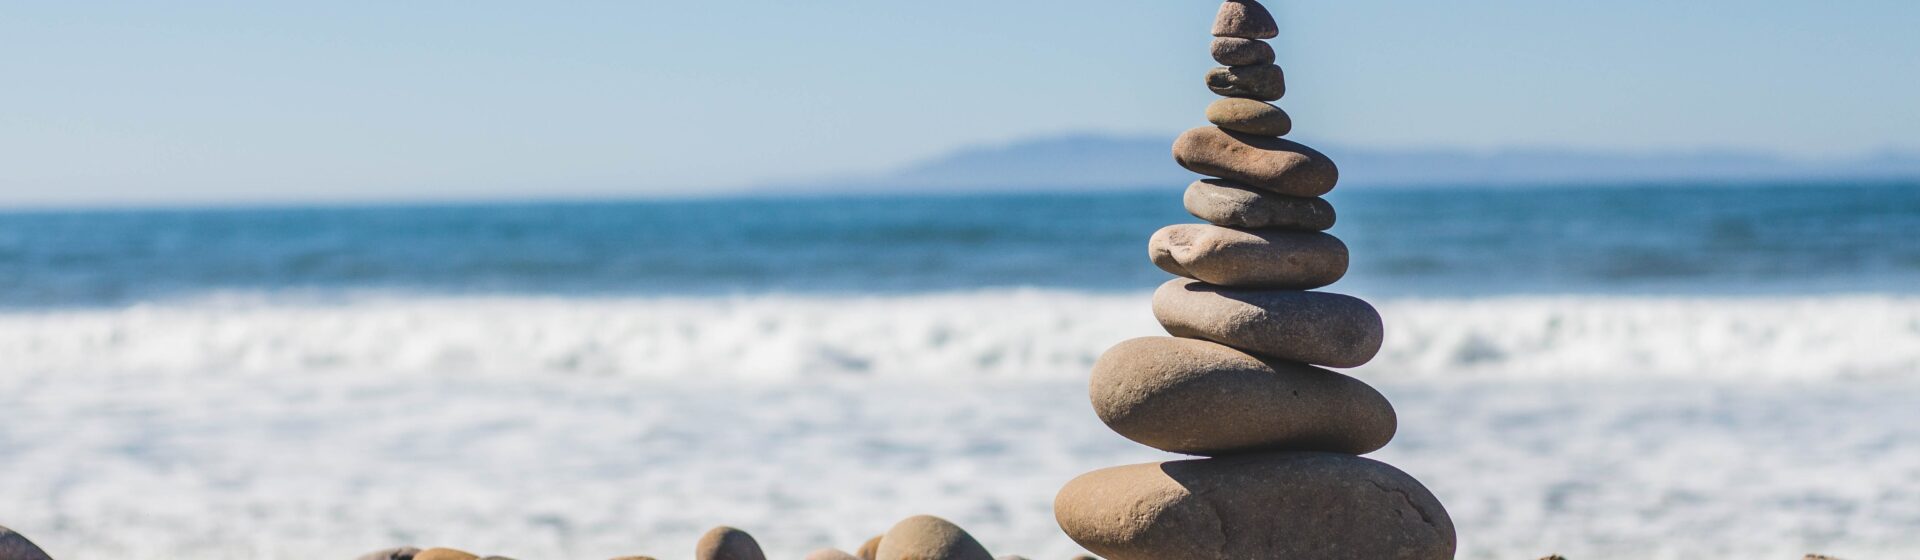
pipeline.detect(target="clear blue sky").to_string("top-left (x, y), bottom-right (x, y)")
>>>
top-left (3, 1), bottom-right (1917, 206)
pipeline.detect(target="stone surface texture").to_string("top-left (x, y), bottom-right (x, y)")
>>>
top-left (413, 549), bottom-right (480, 560)
top-left (1205, 65), bottom-right (1286, 101)
top-left (1092, 337), bottom-right (1395, 455)
top-left (874, 515), bottom-right (994, 560)
top-left (1056, 454), bottom-right (1455, 560)
top-left (1183, 179), bottom-right (1334, 230)
top-left (1210, 38), bottom-right (1275, 66)
top-left (1212, 0), bottom-right (1279, 39)
top-left (1149, 224), bottom-right (1347, 288)
top-left (1205, 98), bottom-right (1292, 136)
top-left (1173, 127), bottom-right (1338, 197)
top-left (695, 526), bottom-right (767, 560)
top-left (1152, 278), bottom-right (1384, 368)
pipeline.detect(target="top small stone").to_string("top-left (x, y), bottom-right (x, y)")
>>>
top-left (1213, 0), bottom-right (1278, 39)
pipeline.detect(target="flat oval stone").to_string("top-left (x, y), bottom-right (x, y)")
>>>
top-left (1173, 127), bottom-right (1338, 197)
top-left (1055, 453), bottom-right (1456, 560)
top-left (696, 527), bottom-right (767, 560)
top-left (1210, 37), bottom-right (1273, 66)
top-left (1184, 179), bottom-right (1334, 230)
top-left (1152, 278), bottom-right (1383, 368)
top-left (1205, 65), bottom-right (1285, 101)
top-left (1092, 337), bottom-right (1395, 456)
top-left (876, 515), bottom-right (993, 560)
top-left (0, 525), bottom-right (54, 560)
top-left (1213, 0), bottom-right (1279, 39)
top-left (1206, 98), bottom-right (1291, 136)
top-left (806, 550), bottom-right (861, 560)
top-left (1150, 224), bottom-right (1347, 289)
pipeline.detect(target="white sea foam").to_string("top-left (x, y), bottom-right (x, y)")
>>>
top-left (2, 291), bottom-right (1918, 559)
top-left (1, 290), bottom-right (1916, 380)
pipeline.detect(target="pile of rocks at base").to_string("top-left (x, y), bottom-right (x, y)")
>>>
top-left (339, 515), bottom-right (1093, 560)
top-left (1052, 1), bottom-right (1455, 559)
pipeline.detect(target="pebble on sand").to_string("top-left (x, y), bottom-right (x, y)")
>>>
top-left (1183, 179), bottom-right (1334, 231)
top-left (1091, 336), bottom-right (1395, 456)
top-left (1152, 278), bottom-right (1384, 368)
top-left (1173, 127), bottom-right (1339, 198)
top-left (1205, 65), bottom-right (1286, 101)
top-left (1056, 453), bottom-right (1455, 560)
top-left (1212, 0), bottom-right (1279, 39)
top-left (696, 526), bottom-right (767, 560)
top-left (1149, 224), bottom-right (1347, 289)
top-left (874, 515), bottom-right (994, 560)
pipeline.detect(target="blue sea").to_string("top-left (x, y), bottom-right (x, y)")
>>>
top-left (1, 182), bottom-right (1917, 559)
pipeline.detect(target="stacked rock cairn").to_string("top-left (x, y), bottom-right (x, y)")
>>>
top-left (1053, 1), bottom-right (1457, 559)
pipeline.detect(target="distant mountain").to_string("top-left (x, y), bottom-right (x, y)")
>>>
top-left (774, 134), bottom-right (1920, 192)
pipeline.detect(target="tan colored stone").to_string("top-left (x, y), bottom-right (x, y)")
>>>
top-left (1212, 0), bottom-right (1278, 39)
top-left (1172, 127), bottom-right (1338, 197)
top-left (1210, 38), bottom-right (1274, 66)
top-left (807, 549), bottom-right (862, 560)
top-left (0, 525), bottom-right (54, 560)
top-left (1184, 179), bottom-right (1334, 230)
top-left (695, 526), bottom-right (766, 560)
top-left (1206, 98), bottom-right (1291, 137)
top-left (1091, 337), bottom-right (1394, 456)
top-left (414, 549), bottom-right (480, 560)
top-left (1152, 278), bottom-right (1383, 368)
top-left (1055, 453), bottom-right (1455, 560)
top-left (607, 557), bottom-right (659, 560)
top-left (857, 535), bottom-right (883, 560)
top-left (875, 515), bottom-right (993, 560)
top-left (1150, 224), bottom-right (1346, 289)
top-left (1205, 65), bottom-right (1285, 101)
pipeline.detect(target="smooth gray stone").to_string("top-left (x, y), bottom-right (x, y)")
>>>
top-left (1152, 278), bottom-right (1383, 368)
top-left (1213, 0), bottom-right (1279, 39)
top-left (695, 526), bottom-right (766, 560)
top-left (1150, 224), bottom-right (1347, 289)
top-left (0, 525), bottom-right (54, 560)
top-left (1210, 37), bottom-right (1274, 66)
top-left (1172, 127), bottom-right (1338, 197)
top-left (1091, 336), bottom-right (1395, 456)
top-left (1183, 179), bottom-right (1335, 230)
top-left (1205, 65), bottom-right (1285, 101)
top-left (1056, 453), bottom-right (1455, 560)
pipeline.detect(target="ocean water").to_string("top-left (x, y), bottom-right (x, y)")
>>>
top-left (1, 183), bottom-right (1918, 559)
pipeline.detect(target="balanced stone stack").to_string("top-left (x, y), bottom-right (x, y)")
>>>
top-left (1053, 2), bottom-right (1456, 559)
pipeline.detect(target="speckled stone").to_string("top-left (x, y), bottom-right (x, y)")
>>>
top-left (1056, 453), bottom-right (1455, 560)
top-left (1150, 224), bottom-right (1347, 289)
top-left (1152, 278), bottom-right (1383, 368)
top-left (1213, 0), bottom-right (1279, 39)
top-left (1091, 336), bottom-right (1394, 455)
top-left (875, 515), bottom-right (993, 560)
top-left (1205, 65), bottom-right (1285, 101)
top-left (1206, 98), bottom-right (1291, 136)
top-left (1183, 179), bottom-right (1334, 230)
top-left (1173, 127), bottom-right (1338, 197)
top-left (695, 526), bottom-right (767, 560)
top-left (1210, 37), bottom-right (1274, 66)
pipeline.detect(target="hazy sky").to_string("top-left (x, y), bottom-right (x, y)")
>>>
top-left (3, 1), bottom-right (1918, 206)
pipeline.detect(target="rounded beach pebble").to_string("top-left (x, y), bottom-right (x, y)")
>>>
top-left (1055, 453), bottom-right (1455, 560)
top-left (1206, 98), bottom-right (1291, 137)
top-left (1210, 37), bottom-right (1274, 66)
top-left (1205, 65), bottom-right (1286, 101)
top-left (1091, 336), bottom-right (1394, 455)
top-left (1173, 127), bottom-right (1338, 197)
top-left (1184, 179), bottom-right (1333, 230)
top-left (696, 526), bottom-right (766, 560)
top-left (356, 547), bottom-right (423, 560)
top-left (413, 549), bottom-right (480, 560)
top-left (1152, 278), bottom-right (1383, 368)
top-left (857, 535), bottom-right (883, 560)
top-left (1149, 224), bottom-right (1347, 289)
top-left (0, 525), bottom-right (54, 560)
top-left (875, 515), bottom-right (993, 560)
top-left (1213, 0), bottom-right (1279, 39)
